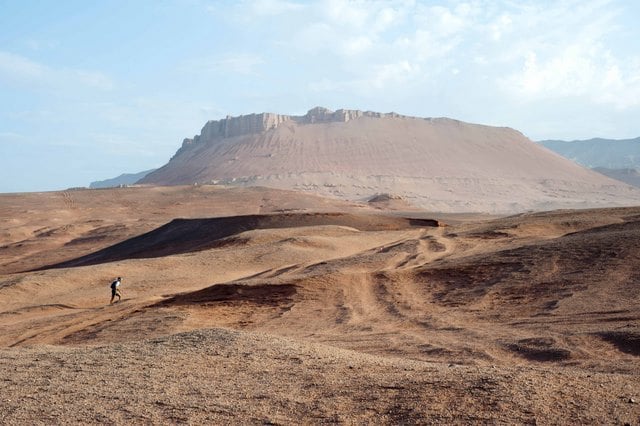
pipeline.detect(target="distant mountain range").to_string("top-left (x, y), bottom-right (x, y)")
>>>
top-left (89, 169), bottom-right (156, 189)
top-left (591, 167), bottom-right (640, 188)
top-left (538, 137), bottom-right (640, 187)
top-left (538, 137), bottom-right (640, 169)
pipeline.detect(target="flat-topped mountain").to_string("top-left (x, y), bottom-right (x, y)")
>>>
top-left (140, 108), bottom-right (640, 213)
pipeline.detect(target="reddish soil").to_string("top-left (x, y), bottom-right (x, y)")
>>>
top-left (0, 186), bottom-right (638, 424)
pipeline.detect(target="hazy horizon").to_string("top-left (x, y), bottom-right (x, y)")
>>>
top-left (2, 0), bottom-right (640, 193)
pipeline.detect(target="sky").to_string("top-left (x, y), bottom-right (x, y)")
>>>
top-left (1, 0), bottom-right (639, 193)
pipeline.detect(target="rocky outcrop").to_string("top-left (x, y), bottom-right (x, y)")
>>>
top-left (200, 112), bottom-right (291, 141)
top-left (180, 107), bottom-right (406, 149)
top-left (297, 107), bottom-right (404, 124)
top-left (173, 113), bottom-right (292, 158)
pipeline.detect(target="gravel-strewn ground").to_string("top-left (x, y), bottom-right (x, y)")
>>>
top-left (1, 328), bottom-right (639, 425)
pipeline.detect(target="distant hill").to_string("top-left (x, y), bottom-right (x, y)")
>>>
top-left (538, 137), bottom-right (640, 169)
top-left (139, 107), bottom-right (640, 213)
top-left (592, 168), bottom-right (640, 188)
top-left (89, 169), bottom-right (156, 189)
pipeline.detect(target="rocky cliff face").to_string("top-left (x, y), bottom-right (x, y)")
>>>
top-left (176, 107), bottom-right (406, 156)
top-left (301, 107), bottom-right (403, 123)
top-left (176, 112), bottom-right (290, 158)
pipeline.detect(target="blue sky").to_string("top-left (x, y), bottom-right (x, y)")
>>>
top-left (1, 0), bottom-right (639, 193)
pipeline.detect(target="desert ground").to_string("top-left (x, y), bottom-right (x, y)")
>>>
top-left (1, 185), bottom-right (639, 424)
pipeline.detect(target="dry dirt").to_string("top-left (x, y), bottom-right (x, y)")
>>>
top-left (0, 185), bottom-right (639, 424)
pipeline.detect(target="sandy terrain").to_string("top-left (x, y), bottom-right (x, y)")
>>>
top-left (1, 185), bottom-right (639, 424)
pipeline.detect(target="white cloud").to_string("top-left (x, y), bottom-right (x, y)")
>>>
top-left (505, 49), bottom-right (598, 98)
top-left (290, 1), bottom-right (415, 58)
top-left (208, 54), bottom-right (265, 75)
top-left (24, 39), bottom-right (59, 51)
top-left (324, 0), bottom-right (371, 29)
top-left (404, 29), bottom-right (461, 61)
top-left (497, 1), bottom-right (640, 109)
top-left (373, 6), bottom-right (403, 33)
top-left (0, 132), bottom-right (27, 144)
top-left (247, 0), bottom-right (304, 16)
top-left (0, 51), bottom-right (114, 92)
top-left (489, 13), bottom-right (513, 41)
top-left (216, 0), bottom-right (639, 114)
top-left (181, 53), bottom-right (265, 76)
top-left (0, 51), bottom-right (47, 81)
top-left (82, 132), bottom-right (162, 157)
top-left (308, 60), bottom-right (422, 95)
top-left (596, 59), bottom-right (640, 109)
top-left (8, 108), bottom-right (56, 122)
top-left (217, 0), bottom-right (305, 22)
top-left (413, 4), bottom-right (471, 37)
top-left (288, 1), bottom-right (466, 93)
top-left (341, 36), bottom-right (374, 56)
top-left (308, 77), bottom-right (342, 93)
top-left (366, 60), bottom-right (422, 89)
top-left (74, 70), bottom-right (115, 90)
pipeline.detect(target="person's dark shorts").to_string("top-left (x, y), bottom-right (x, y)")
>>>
top-left (111, 288), bottom-right (117, 297)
